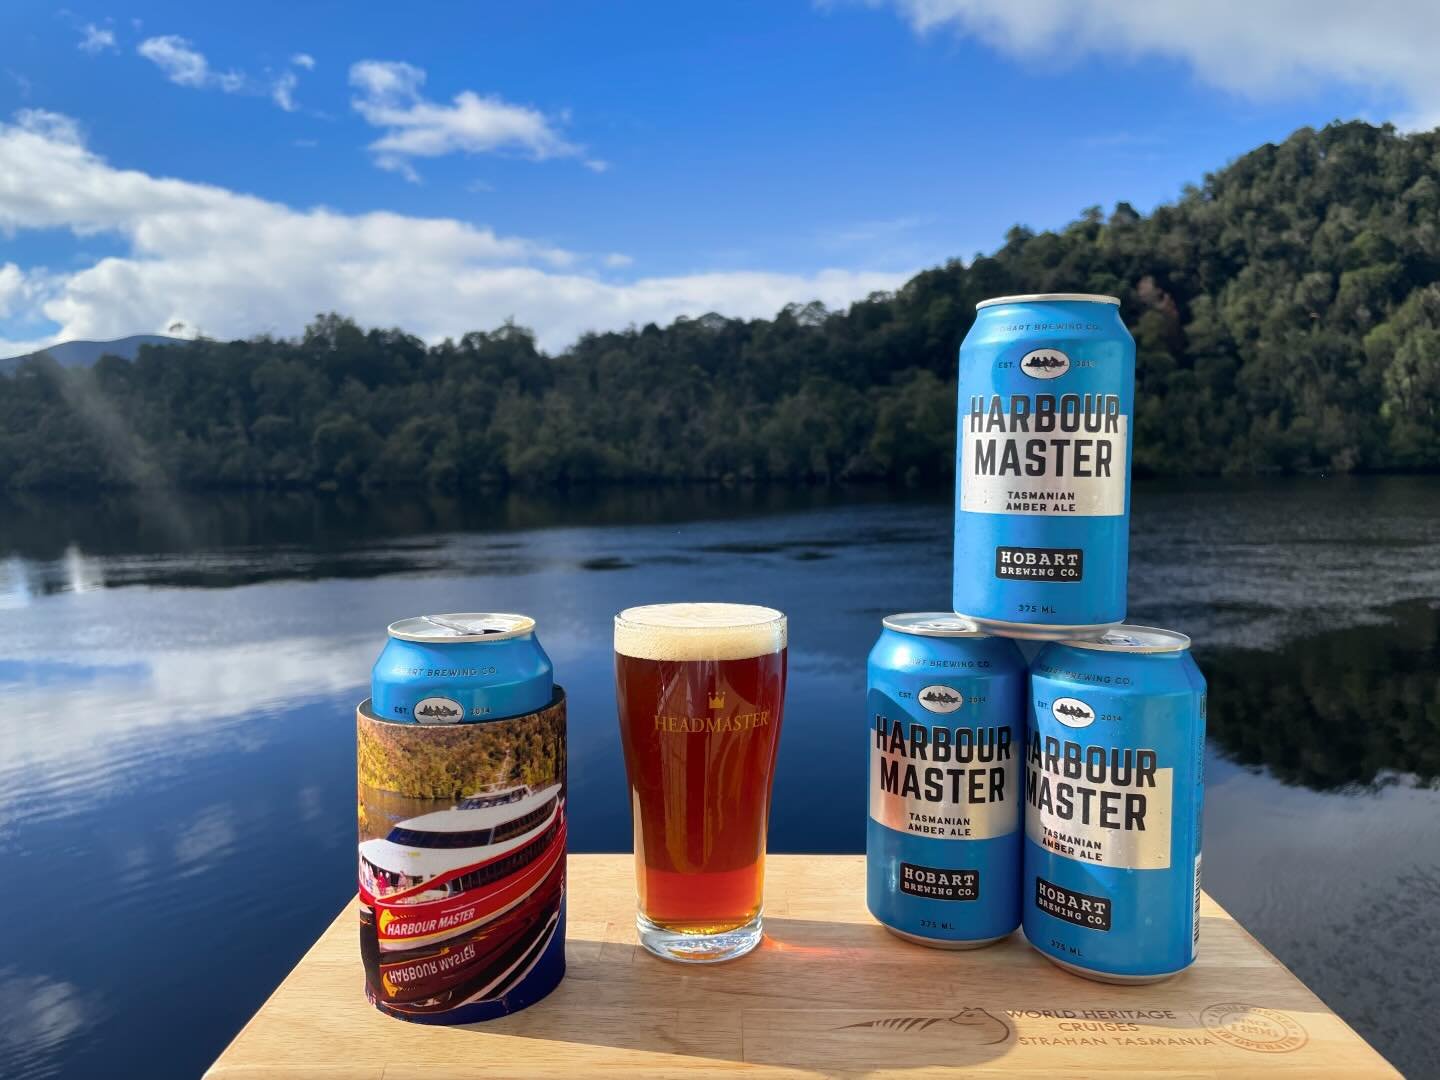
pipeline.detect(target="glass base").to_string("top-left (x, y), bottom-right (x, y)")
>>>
top-left (636, 911), bottom-right (763, 963)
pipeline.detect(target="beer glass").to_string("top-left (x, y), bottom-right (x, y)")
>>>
top-left (614, 603), bottom-right (787, 962)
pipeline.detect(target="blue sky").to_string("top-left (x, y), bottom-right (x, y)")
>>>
top-left (0, 1), bottom-right (1431, 353)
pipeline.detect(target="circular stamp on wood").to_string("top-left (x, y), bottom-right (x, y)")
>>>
top-left (1200, 1003), bottom-right (1309, 1053)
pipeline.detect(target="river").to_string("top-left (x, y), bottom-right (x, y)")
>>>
top-left (1, 477), bottom-right (1436, 1078)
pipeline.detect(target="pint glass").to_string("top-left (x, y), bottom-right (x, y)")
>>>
top-left (614, 603), bottom-right (787, 962)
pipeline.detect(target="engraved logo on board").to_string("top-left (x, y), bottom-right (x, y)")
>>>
top-left (838, 1007), bottom-right (1010, 1045)
top-left (1199, 1003), bottom-right (1309, 1054)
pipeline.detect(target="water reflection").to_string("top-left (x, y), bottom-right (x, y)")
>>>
top-left (173, 804), bottom-right (241, 877)
top-left (0, 968), bottom-right (97, 1080)
top-left (3, 478), bottom-right (1437, 647)
top-left (1200, 753), bottom-right (1440, 1079)
top-left (0, 488), bottom-right (953, 595)
top-left (62, 545), bottom-right (104, 595)
top-left (0, 556), bottom-right (36, 609)
top-left (0, 481), bottom-right (1436, 1078)
top-left (0, 632), bottom-right (375, 834)
top-left (0, 486), bottom-right (920, 566)
top-left (1128, 476), bottom-right (1440, 650)
top-left (1201, 599), bottom-right (1440, 789)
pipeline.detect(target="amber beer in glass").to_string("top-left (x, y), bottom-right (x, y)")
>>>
top-left (614, 603), bottom-right (787, 962)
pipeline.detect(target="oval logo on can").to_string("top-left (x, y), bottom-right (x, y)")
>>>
top-left (1052, 696), bottom-right (1094, 727)
top-left (414, 696), bottom-right (464, 724)
top-left (918, 685), bottom-right (965, 714)
top-left (1020, 348), bottom-right (1071, 379)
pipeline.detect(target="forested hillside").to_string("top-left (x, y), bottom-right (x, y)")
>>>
top-left (3, 120), bottom-right (1438, 492)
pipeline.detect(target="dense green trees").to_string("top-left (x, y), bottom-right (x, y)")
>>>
top-left (3, 120), bottom-right (1438, 492)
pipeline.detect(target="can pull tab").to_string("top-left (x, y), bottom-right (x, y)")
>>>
top-left (422, 614), bottom-right (481, 636)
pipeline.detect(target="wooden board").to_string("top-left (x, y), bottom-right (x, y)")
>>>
top-left (206, 855), bottom-right (1396, 1078)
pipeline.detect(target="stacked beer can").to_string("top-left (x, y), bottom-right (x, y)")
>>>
top-left (866, 293), bottom-right (1207, 984)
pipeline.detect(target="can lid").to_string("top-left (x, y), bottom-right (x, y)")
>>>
top-left (387, 613), bottom-right (536, 643)
top-left (883, 613), bottom-right (990, 638)
top-left (976, 293), bottom-right (1121, 310)
top-left (1060, 625), bottom-right (1191, 653)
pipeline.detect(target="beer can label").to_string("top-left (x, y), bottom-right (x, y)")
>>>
top-left (869, 701), bottom-right (1017, 841)
top-left (356, 691), bottom-right (567, 1023)
top-left (960, 391), bottom-right (1128, 517)
top-left (1022, 700), bottom-right (1174, 869)
top-left (1023, 648), bottom-right (1205, 979)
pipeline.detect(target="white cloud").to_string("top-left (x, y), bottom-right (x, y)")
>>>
top-left (0, 111), bottom-right (905, 354)
top-left (77, 23), bottom-right (116, 54)
top-left (137, 35), bottom-right (244, 92)
top-left (12, 107), bottom-right (82, 146)
top-left (0, 262), bottom-right (27, 317)
top-left (602, 253), bottom-right (634, 268)
top-left (272, 70), bottom-right (299, 111)
top-left (869, 0), bottom-right (1440, 129)
top-left (824, 215), bottom-right (933, 248)
top-left (136, 35), bottom-right (313, 112)
top-left (0, 262), bottom-right (52, 331)
top-left (272, 52), bottom-right (317, 111)
top-left (349, 60), bottom-right (593, 179)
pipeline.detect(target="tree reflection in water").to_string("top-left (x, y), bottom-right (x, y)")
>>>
top-left (1201, 600), bottom-right (1440, 790)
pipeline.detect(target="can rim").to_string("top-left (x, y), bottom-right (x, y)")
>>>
top-left (975, 293), bottom-right (1121, 309)
top-left (387, 613), bottom-right (536, 643)
top-left (1059, 624), bottom-right (1191, 653)
top-left (882, 612), bottom-right (990, 638)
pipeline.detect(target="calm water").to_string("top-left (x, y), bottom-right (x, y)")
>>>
top-left (1, 479), bottom-right (1437, 1078)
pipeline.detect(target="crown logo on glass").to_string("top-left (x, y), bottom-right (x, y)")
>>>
top-left (708, 690), bottom-right (726, 710)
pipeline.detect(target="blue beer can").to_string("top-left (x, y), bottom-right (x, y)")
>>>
top-left (1023, 626), bottom-right (1206, 983)
top-left (371, 613), bottom-right (553, 724)
top-left (866, 614), bottom-right (1027, 948)
top-left (954, 294), bottom-right (1135, 639)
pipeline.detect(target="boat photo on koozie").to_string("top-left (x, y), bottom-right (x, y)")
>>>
top-left (356, 696), bottom-right (568, 1022)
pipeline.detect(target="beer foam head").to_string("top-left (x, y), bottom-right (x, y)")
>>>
top-left (614, 603), bottom-right (786, 661)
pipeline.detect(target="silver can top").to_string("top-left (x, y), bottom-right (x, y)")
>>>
top-left (1060, 625), bottom-right (1191, 653)
top-left (883, 613), bottom-right (990, 638)
top-left (386, 613), bottom-right (536, 643)
top-left (976, 293), bottom-right (1121, 310)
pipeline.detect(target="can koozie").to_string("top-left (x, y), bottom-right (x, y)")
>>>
top-left (356, 689), bottom-right (567, 1023)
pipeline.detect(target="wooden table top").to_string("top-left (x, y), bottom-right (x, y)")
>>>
top-left (207, 854), bottom-right (1396, 1078)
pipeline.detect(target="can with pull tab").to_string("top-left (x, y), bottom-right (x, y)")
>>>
top-left (1023, 625), bottom-right (1206, 983)
top-left (954, 294), bottom-right (1135, 638)
top-left (370, 613), bottom-right (553, 724)
top-left (866, 613), bottom-right (1027, 948)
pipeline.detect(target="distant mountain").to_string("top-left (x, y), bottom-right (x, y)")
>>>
top-left (0, 334), bottom-right (185, 374)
